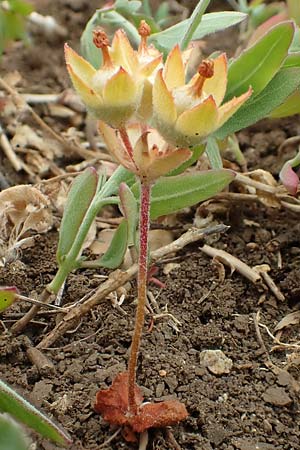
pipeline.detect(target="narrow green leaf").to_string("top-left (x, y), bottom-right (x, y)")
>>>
top-left (180, 0), bottom-right (211, 50)
top-left (0, 380), bottom-right (72, 446)
top-left (132, 170), bottom-right (234, 219)
top-left (206, 138), bottom-right (223, 169)
top-left (97, 219), bottom-right (128, 269)
top-left (0, 414), bottom-right (28, 450)
top-left (269, 89), bottom-right (300, 118)
top-left (57, 168), bottom-right (98, 261)
top-left (287, 0), bottom-right (300, 26)
top-left (290, 27), bottom-right (300, 52)
top-left (282, 52), bottom-right (300, 68)
top-left (119, 183), bottom-right (138, 247)
top-left (80, 11), bottom-right (103, 68)
top-left (141, 0), bottom-right (152, 16)
top-left (215, 67), bottom-right (300, 139)
top-left (225, 21), bottom-right (294, 101)
top-left (98, 166), bottom-right (135, 199)
top-left (155, 2), bottom-right (169, 24)
top-left (149, 12), bottom-right (247, 55)
top-left (115, 0), bottom-right (142, 15)
top-left (8, 0), bottom-right (33, 15)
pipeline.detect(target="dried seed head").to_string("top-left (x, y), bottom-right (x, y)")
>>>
top-left (138, 20), bottom-right (151, 54)
top-left (190, 59), bottom-right (215, 97)
top-left (138, 20), bottom-right (151, 38)
top-left (93, 28), bottom-right (110, 48)
top-left (198, 59), bottom-right (214, 79)
top-left (93, 28), bottom-right (112, 68)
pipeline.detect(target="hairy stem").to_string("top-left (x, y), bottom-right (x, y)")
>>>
top-left (127, 181), bottom-right (151, 415)
top-left (119, 126), bottom-right (139, 172)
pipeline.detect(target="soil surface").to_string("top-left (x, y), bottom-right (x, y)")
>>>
top-left (1, 1), bottom-right (300, 450)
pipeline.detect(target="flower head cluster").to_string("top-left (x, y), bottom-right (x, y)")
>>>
top-left (65, 23), bottom-right (252, 182)
top-left (153, 48), bottom-right (252, 147)
top-left (65, 21), bottom-right (162, 127)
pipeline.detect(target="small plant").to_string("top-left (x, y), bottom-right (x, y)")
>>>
top-left (0, 0), bottom-right (33, 55)
top-left (9, 0), bottom-right (300, 443)
top-left (64, 7), bottom-right (252, 441)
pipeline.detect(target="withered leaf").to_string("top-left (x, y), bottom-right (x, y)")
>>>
top-left (130, 400), bottom-right (188, 433)
top-left (274, 311), bottom-right (300, 332)
top-left (94, 372), bottom-right (142, 426)
top-left (94, 371), bottom-right (188, 440)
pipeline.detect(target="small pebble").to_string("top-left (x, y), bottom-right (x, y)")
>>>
top-left (199, 349), bottom-right (233, 375)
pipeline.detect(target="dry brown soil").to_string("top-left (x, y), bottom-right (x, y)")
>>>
top-left (1, 1), bottom-right (300, 449)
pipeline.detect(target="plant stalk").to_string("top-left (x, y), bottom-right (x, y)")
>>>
top-left (127, 180), bottom-right (151, 415)
top-left (119, 127), bottom-right (139, 172)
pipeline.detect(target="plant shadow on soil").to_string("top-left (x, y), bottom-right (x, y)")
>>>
top-left (1, 1), bottom-right (300, 449)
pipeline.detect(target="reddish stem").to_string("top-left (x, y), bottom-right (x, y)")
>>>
top-left (127, 181), bottom-right (151, 415)
top-left (119, 126), bottom-right (139, 173)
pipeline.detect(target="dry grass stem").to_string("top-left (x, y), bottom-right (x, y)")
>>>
top-left (0, 123), bottom-right (23, 171)
top-left (253, 265), bottom-right (285, 301)
top-left (201, 244), bottom-right (262, 284)
top-left (235, 173), bottom-right (277, 194)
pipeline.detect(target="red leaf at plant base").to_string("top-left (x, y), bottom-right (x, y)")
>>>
top-left (94, 371), bottom-right (188, 439)
top-left (129, 400), bottom-right (188, 433)
top-left (94, 372), bottom-right (143, 426)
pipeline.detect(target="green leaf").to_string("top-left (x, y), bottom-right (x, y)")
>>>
top-left (8, 0), bottom-right (33, 15)
top-left (180, 0), bottom-right (211, 50)
top-left (119, 183), bottom-right (138, 247)
top-left (282, 52), bottom-right (300, 68)
top-left (215, 67), bottom-right (300, 139)
top-left (269, 89), bottom-right (300, 118)
top-left (148, 11), bottom-right (247, 55)
top-left (287, 0), bottom-right (300, 26)
top-left (98, 166), bottom-right (135, 199)
top-left (0, 414), bottom-right (28, 450)
top-left (57, 168), bottom-right (98, 261)
top-left (133, 170), bottom-right (234, 219)
top-left (155, 2), bottom-right (169, 24)
top-left (250, 4), bottom-right (282, 28)
top-left (290, 27), bottom-right (300, 52)
top-left (0, 287), bottom-right (18, 312)
top-left (206, 137), bottom-right (223, 169)
top-left (225, 21), bottom-right (294, 101)
top-left (142, 0), bottom-right (152, 16)
top-left (0, 380), bottom-right (72, 446)
top-left (115, 0), bottom-right (142, 15)
top-left (80, 11), bottom-right (103, 69)
top-left (97, 219), bottom-right (128, 269)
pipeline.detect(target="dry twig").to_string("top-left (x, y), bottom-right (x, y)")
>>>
top-left (200, 244), bottom-right (262, 285)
